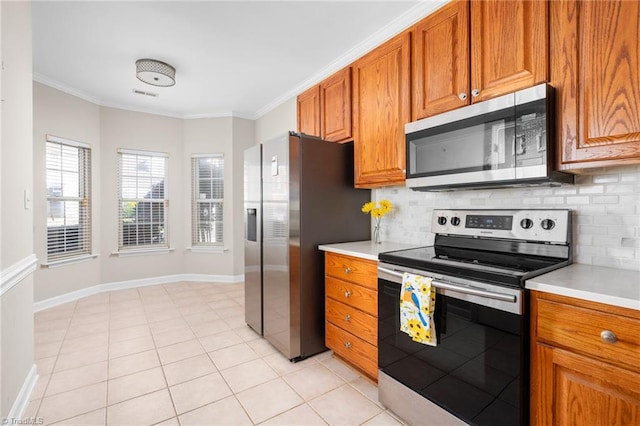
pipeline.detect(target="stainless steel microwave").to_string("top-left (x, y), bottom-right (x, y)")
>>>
top-left (405, 83), bottom-right (573, 191)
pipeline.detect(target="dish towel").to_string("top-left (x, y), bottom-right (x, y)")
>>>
top-left (400, 272), bottom-right (437, 346)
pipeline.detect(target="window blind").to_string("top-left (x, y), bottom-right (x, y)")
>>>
top-left (46, 137), bottom-right (92, 262)
top-left (191, 155), bottom-right (224, 246)
top-left (118, 150), bottom-right (168, 250)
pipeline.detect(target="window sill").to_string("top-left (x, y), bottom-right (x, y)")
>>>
top-left (111, 247), bottom-right (175, 257)
top-left (41, 254), bottom-right (99, 268)
top-left (186, 246), bottom-right (228, 254)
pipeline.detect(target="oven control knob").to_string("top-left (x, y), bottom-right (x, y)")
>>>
top-left (450, 217), bottom-right (461, 226)
top-left (520, 218), bottom-right (534, 229)
top-left (541, 219), bottom-right (555, 230)
top-left (437, 216), bottom-right (447, 226)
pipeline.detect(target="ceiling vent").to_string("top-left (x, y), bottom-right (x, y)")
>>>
top-left (132, 89), bottom-right (159, 98)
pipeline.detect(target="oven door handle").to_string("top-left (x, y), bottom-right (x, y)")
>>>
top-left (377, 266), bottom-right (517, 303)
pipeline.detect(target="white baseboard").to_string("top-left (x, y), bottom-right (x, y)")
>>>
top-left (1, 254), bottom-right (38, 297)
top-left (34, 273), bottom-right (244, 312)
top-left (5, 364), bottom-right (38, 421)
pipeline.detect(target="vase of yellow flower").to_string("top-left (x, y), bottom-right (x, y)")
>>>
top-left (361, 199), bottom-right (393, 244)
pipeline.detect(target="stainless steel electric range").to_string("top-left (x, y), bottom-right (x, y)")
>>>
top-left (377, 209), bottom-right (572, 426)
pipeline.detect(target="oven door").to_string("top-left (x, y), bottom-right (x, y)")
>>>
top-left (377, 264), bottom-right (528, 426)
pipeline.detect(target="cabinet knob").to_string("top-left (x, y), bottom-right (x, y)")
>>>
top-left (600, 330), bottom-right (617, 344)
top-left (345, 341), bottom-right (352, 349)
top-left (458, 92), bottom-right (467, 101)
top-left (471, 89), bottom-right (480, 97)
top-left (345, 314), bottom-right (351, 322)
top-left (344, 267), bottom-right (351, 274)
top-left (344, 290), bottom-right (351, 298)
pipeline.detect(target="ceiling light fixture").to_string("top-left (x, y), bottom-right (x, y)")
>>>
top-left (135, 58), bottom-right (176, 87)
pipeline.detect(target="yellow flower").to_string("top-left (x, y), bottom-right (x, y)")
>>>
top-left (361, 200), bottom-right (393, 218)
top-left (361, 202), bottom-right (375, 213)
top-left (379, 199), bottom-right (393, 214)
top-left (407, 319), bottom-right (424, 340)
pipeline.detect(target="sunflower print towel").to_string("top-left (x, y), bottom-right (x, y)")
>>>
top-left (400, 272), bottom-right (437, 346)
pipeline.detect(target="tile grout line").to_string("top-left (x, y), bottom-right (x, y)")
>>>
top-left (35, 282), bottom-right (390, 425)
top-left (33, 299), bottom-right (78, 422)
top-left (144, 283), bottom-right (181, 426)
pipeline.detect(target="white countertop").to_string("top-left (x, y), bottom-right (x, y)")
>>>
top-left (526, 264), bottom-right (640, 311)
top-left (318, 240), bottom-right (419, 261)
top-left (320, 242), bottom-right (640, 311)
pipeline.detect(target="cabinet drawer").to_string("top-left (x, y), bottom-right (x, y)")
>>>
top-left (326, 298), bottom-right (377, 345)
top-left (326, 276), bottom-right (377, 316)
top-left (536, 298), bottom-right (640, 372)
top-left (326, 322), bottom-right (378, 379)
top-left (325, 252), bottom-right (377, 289)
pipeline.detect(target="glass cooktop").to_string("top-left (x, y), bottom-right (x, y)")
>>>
top-left (379, 245), bottom-right (568, 288)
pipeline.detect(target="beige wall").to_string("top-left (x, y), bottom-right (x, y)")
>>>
top-left (182, 117), bottom-right (255, 277)
top-left (1, 0), bottom-right (34, 417)
top-left (32, 87), bottom-right (258, 301)
top-left (32, 83), bottom-right (102, 301)
top-left (99, 107), bottom-right (185, 284)
top-left (182, 117), bottom-right (234, 275)
top-left (255, 97), bottom-right (296, 144)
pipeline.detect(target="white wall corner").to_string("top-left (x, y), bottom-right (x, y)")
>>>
top-left (5, 365), bottom-right (38, 422)
top-left (0, 254), bottom-right (38, 297)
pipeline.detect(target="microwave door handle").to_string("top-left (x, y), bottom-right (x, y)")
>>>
top-left (377, 266), bottom-right (516, 303)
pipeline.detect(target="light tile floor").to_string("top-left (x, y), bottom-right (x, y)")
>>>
top-left (26, 282), bottom-right (406, 426)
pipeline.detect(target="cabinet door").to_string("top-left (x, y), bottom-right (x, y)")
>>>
top-left (552, 0), bottom-right (640, 169)
top-left (297, 85), bottom-right (320, 137)
top-left (413, 0), bottom-right (470, 120)
top-left (470, 0), bottom-right (548, 102)
top-left (353, 31), bottom-right (411, 188)
top-left (532, 343), bottom-right (640, 426)
top-left (321, 67), bottom-right (352, 142)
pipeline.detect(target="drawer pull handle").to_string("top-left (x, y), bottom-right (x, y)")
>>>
top-left (344, 290), bottom-right (351, 298)
top-left (344, 267), bottom-right (351, 274)
top-left (345, 314), bottom-right (351, 322)
top-left (600, 330), bottom-right (617, 344)
top-left (345, 341), bottom-right (352, 349)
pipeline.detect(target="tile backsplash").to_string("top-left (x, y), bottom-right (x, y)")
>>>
top-left (375, 165), bottom-right (640, 271)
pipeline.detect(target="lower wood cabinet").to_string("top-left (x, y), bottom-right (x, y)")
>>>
top-left (530, 291), bottom-right (640, 425)
top-left (324, 252), bottom-right (378, 379)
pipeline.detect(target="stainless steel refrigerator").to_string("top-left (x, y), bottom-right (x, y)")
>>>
top-left (244, 132), bottom-right (371, 361)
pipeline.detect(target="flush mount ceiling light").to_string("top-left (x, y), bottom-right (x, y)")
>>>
top-left (135, 58), bottom-right (175, 87)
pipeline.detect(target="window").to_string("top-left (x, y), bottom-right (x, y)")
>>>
top-left (191, 155), bottom-right (224, 247)
top-left (46, 135), bottom-right (91, 262)
top-left (118, 149), bottom-right (168, 250)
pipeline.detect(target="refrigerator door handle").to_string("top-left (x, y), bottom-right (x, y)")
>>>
top-left (246, 208), bottom-right (257, 242)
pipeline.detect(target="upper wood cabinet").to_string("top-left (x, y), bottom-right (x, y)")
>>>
top-left (297, 67), bottom-right (352, 142)
top-left (353, 31), bottom-right (411, 188)
top-left (551, 0), bottom-right (640, 170)
top-left (297, 85), bottom-right (320, 137)
top-left (320, 67), bottom-right (352, 142)
top-left (470, 0), bottom-right (548, 103)
top-left (412, 0), bottom-right (470, 120)
top-left (413, 0), bottom-right (548, 120)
